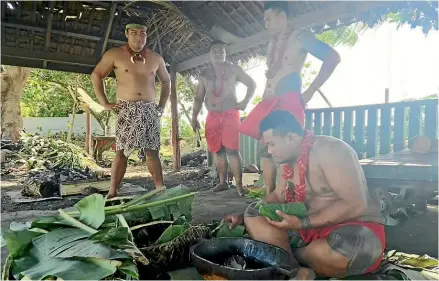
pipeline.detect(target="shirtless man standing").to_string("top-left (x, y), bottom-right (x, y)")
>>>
top-left (191, 41), bottom-right (256, 196)
top-left (239, 1), bottom-right (341, 193)
top-left (91, 16), bottom-right (171, 199)
top-left (225, 111), bottom-right (385, 279)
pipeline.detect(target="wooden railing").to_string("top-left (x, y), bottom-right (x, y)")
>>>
top-left (305, 98), bottom-right (438, 159)
top-left (227, 98), bottom-right (438, 167)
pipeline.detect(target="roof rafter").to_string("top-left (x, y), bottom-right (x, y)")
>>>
top-left (176, 1), bottom-right (388, 73)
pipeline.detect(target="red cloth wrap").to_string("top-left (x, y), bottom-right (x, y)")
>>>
top-left (205, 108), bottom-right (240, 153)
top-left (299, 221), bottom-right (386, 274)
top-left (239, 92), bottom-right (305, 140)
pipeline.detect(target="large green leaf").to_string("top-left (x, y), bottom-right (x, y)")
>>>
top-left (155, 224), bottom-right (189, 245)
top-left (14, 249), bottom-right (118, 280)
top-left (214, 222), bottom-right (245, 238)
top-left (32, 228), bottom-right (89, 257)
top-left (31, 216), bottom-right (74, 230)
top-left (119, 259), bottom-right (139, 280)
top-left (89, 227), bottom-right (132, 248)
top-left (74, 194), bottom-right (105, 229)
top-left (3, 229), bottom-right (44, 258)
top-left (258, 202), bottom-right (308, 222)
top-left (54, 239), bottom-right (128, 260)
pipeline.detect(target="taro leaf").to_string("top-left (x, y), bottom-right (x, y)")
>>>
top-left (155, 224), bottom-right (188, 245)
top-left (89, 227), bottom-right (132, 248)
top-left (119, 259), bottom-right (139, 280)
top-left (258, 202), bottom-right (308, 222)
top-left (32, 228), bottom-right (89, 257)
top-left (3, 229), bottom-right (44, 258)
top-left (214, 223), bottom-right (245, 238)
top-left (74, 193), bottom-right (105, 229)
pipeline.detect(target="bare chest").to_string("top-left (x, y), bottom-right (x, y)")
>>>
top-left (114, 54), bottom-right (158, 77)
top-left (283, 160), bottom-right (337, 203)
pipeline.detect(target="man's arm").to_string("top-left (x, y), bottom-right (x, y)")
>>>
top-left (264, 165), bottom-right (285, 202)
top-left (299, 31), bottom-right (341, 104)
top-left (305, 142), bottom-right (368, 228)
top-left (91, 50), bottom-right (115, 107)
top-left (235, 65), bottom-right (256, 105)
top-left (156, 56), bottom-right (171, 110)
top-left (191, 76), bottom-right (206, 121)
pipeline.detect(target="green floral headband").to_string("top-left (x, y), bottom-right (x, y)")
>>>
top-left (125, 23), bottom-right (146, 31)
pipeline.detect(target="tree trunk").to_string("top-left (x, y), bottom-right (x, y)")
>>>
top-left (1, 66), bottom-right (32, 142)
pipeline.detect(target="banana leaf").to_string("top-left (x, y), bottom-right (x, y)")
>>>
top-left (3, 229), bottom-right (44, 258)
top-left (154, 224), bottom-right (189, 245)
top-left (213, 222), bottom-right (246, 238)
top-left (258, 202), bottom-right (308, 222)
top-left (74, 193), bottom-right (105, 229)
top-left (119, 259), bottom-right (139, 280)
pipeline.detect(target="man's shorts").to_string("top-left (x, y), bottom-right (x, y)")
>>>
top-left (244, 202), bottom-right (386, 275)
top-left (116, 100), bottom-right (160, 157)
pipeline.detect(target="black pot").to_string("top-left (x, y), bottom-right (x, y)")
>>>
top-left (190, 238), bottom-right (297, 280)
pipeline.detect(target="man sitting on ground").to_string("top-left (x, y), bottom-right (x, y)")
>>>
top-left (224, 110), bottom-right (385, 279)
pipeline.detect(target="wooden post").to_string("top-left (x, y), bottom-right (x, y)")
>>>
top-left (385, 88), bottom-right (390, 103)
top-left (170, 64), bottom-right (181, 171)
top-left (85, 107), bottom-right (91, 154)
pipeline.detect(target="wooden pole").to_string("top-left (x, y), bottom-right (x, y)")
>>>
top-left (385, 88), bottom-right (390, 103)
top-left (170, 64), bottom-right (181, 171)
top-left (85, 107), bottom-right (91, 154)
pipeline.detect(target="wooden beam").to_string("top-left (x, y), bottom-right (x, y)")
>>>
top-left (170, 63), bottom-right (181, 171)
top-left (213, 1), bottom-right (248, 37)
top-left (238, 2), bottom-right (264, 31)
top-left (44, 1), bottom-right (55, 50)
top-left (2, 46), bottom-right (99, 66)
top-left (176, 1), bottom-right (388, 72)
top-left (101, 2), bottom-right (118, 56)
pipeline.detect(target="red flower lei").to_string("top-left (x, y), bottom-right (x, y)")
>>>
top-left (265, 28), bottom-right (293, 79)
top-left (212, 64), bottom-right (226, 98)
top-left (283, 130), bottom-right (313, 203)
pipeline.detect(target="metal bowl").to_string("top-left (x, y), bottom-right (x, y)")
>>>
top-left (190, 238), bottom-right (296, 280)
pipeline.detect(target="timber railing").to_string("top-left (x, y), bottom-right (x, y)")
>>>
top-left (208, 98), bottom-right (438, 167)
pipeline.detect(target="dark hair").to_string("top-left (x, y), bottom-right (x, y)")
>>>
top-left (263, 1), bottom-right (290, 17)
top-left (259, 110), bottom-right (304, 137)
top-left (209, 40), bottom-right (225, 50)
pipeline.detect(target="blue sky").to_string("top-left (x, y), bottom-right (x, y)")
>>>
top-left (235, 22), bottom-right (439, 113)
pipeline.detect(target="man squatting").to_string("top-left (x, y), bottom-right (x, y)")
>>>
top-left (92, 16), bottom-right (170, 199)
top-left (191, 41), bottom-right (256, 196)
top-left (240, 1), bottom-right (341, 194)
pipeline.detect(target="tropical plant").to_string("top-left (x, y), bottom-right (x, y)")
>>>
top-left (2, 185), bottom-right (199, 280)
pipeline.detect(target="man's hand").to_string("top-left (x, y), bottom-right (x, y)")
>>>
top-left (265, 210), bottom-right (302, 230)
top-left (191, 117), bottom-right (200, 132)
top-left (237, 100), bottom-right (249, 111)
top-left (103, 102), bottom-right (121, 111)
top-left (222, 214), bottom-right (244, 229)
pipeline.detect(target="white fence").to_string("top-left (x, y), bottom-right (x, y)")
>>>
top-left (23, 113), bottom-right (115, 136)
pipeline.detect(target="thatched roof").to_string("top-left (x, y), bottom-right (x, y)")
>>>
top-left (1, 1), bottom-right (437, 76)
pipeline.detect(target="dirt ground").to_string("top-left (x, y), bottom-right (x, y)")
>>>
top-left (1, 164), bottom-right (438, 260)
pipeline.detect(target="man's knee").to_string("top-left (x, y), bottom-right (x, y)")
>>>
top-left (327, 225), bottom-right (383, 275)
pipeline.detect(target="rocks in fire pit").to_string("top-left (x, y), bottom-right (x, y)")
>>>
top-left (22, 168), bottom-right (99, 198)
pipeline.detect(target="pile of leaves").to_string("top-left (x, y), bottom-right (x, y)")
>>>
top-left (2, 185), bottom-right (199, 280)
top-left (17, 134), bottom-right (103, 173)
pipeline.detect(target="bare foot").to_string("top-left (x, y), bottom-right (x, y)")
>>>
top-left (211, 182), bottom-right (230, 192)
top-left (291, 267), bottom-right (316, 280)
top-left (236, 185), bottom-right (248, 196)
top-left (106, 191), bottom-right (117, 200)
